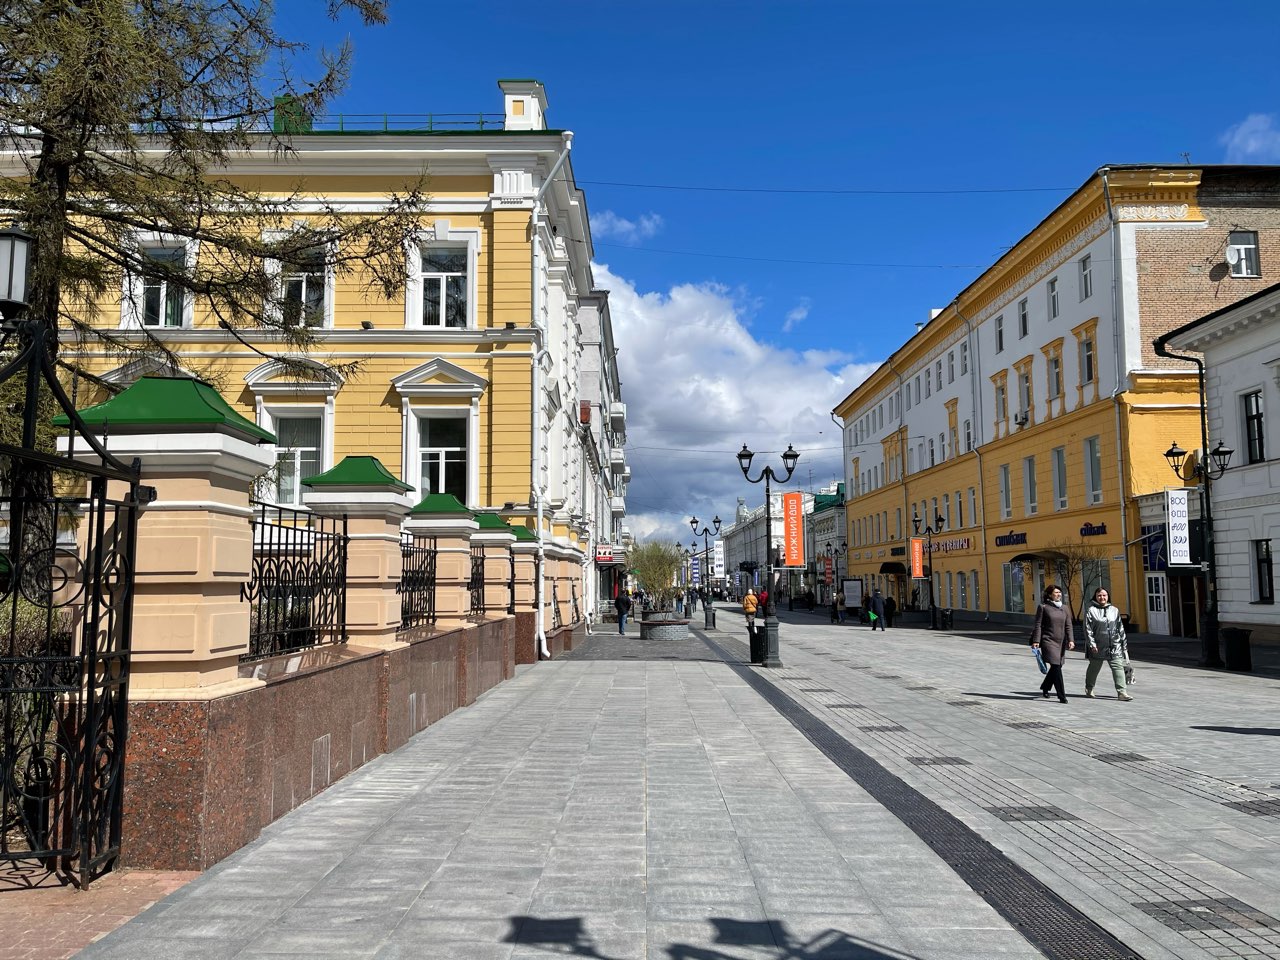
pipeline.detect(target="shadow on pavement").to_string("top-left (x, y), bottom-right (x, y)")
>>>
top-left (962, 691), bottom-right (1045, 701)
top-left (505, 914), bottom-right (919, 959)
top-left (1191, 726), bottom-right (1280, 736)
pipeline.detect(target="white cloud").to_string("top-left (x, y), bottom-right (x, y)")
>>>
top-left (594, 263), bottom-right (881, 549)
top-left (1220, 114), bottom-right (1280, 163)
top-left (591, 210), bottom-right (664, 244)
top-left (782, 298), bottom-right (811, 333)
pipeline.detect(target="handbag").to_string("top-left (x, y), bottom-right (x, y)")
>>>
top-left (1034, 647), bottom-right (1048, 675)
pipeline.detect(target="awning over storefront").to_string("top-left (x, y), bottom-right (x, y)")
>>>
top-left (1009, 550), bottom-right (1067, 563)
top-left (879, 561), bottom-right (906, 574)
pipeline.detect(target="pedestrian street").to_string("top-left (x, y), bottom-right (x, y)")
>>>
top-left (77, 607), bottom-right (1280, 960)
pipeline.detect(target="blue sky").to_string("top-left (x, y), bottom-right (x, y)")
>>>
top-left (278, 0), bottom-right (1280, 545)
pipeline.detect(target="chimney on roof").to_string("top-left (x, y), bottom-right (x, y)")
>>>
top-left (499, 79), bottom-right (548, 131)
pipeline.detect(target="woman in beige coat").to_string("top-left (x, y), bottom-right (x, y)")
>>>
top-left (1029, 584), bottom-right (1075, 703)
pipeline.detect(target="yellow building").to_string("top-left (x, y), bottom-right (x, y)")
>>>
top-left (835, 165), bottom-right (1280, 634)
top-left (45, 80), bottom-right (627, 632)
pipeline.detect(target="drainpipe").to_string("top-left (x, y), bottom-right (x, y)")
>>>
top-left (1099, 168), bottom-right (1135, 628)
top-left (952, 299), bottom-right (991, 619)
top-left (530, 131), bottom-right (574, 657)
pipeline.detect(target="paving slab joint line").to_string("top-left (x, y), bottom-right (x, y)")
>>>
top-left (693, 626), bottom-right (1142, 960)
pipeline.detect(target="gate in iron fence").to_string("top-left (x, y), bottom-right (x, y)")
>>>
top-left (467, 546), bottom-right (485, 617)
top-left (240, 503), bottom-right (348, 661)
top-left (1, 313), bottom-right (144, 887)
top-left (398, 533), bottom-right (437, 629)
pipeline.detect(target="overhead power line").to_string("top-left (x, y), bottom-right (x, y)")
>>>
top-left (577, 179), bottom-right (1075, 197)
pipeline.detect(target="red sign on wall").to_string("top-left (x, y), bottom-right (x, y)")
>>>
top-left (782, 492), bottom-right (805, 567)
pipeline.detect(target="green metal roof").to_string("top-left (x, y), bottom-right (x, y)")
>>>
top-left (301, 456), bottom-right (412, 491)
top-left (53, 376), bottom-right (274, 443)
top-left (510, 525), bottom-right (539, 542)
top-left (409, 492), bottom-right (473, 516)
top-left (473, 512), bottom-right (516, 532)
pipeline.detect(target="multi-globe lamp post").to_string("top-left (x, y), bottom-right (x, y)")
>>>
top-left (737, 443), bottom-right (800, 667)
top-left (913, 509), bottom-right (946, 630)
top-left (1163, 439), bottom-right (1233, 668)
top-left (825, 540), bottom-right (847, 606)
top-left (690, 515), bottom-right (720, 628)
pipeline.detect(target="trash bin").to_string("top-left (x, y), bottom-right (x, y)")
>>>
top-left (1222, 626), bottom-right (1253, 673)
top-left (940, 608), bottom-right (954, 630)
top-left (749, 623), bottom-right (766, 664)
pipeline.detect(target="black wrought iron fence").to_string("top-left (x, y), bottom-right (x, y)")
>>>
top-left (240, 503), bottom-right (347, 662)
top-left (570, 583), bottom-right (582, 624)
top-left (398, 533), bottom-right (437, 629)
top-left (467, 546), bottom-right (485, 617)
top-left (551, 581), bottom-right (563, 630)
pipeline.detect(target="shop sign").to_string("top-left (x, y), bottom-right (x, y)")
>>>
top-left (595, 544), bottom-right (625, 565)
top-left (823, 556), bottom-right (833, 585)
top-left (712, 540), bottom-right (725, 578)
top-left (924, 537), bottom-right (972, 554)
top-left (909, 537), bottom-right (925, 578)
top-left (782, 492), bottom-right (805, 567)
top-left (1167, 488), bottom-right (1191, 565)
top-left (1080, 522), bottom-right (1107, 537)
top-left (994, 530), bottom-right (1028, 547)
top-left (890, 546), bottom-right (906, 556)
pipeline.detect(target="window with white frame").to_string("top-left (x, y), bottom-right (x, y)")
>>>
top-left (939, 431), bottom-right (946, 461)
top-left (132, 244), bottom-right (190, 328)
top-left (995, 315), bottom-right (1004, 352)
top-left (995, 384), bottom-right (1007, 420)
top-left (968, 487), bottom-right (977, 527)
top-left (1243, 390), bottom-right (1265, 464)
top-left (928, 438), bottom-right (936, 467)
top-left (943, 493), bottom-right (951, 529)
top-left (1023, 456), bottom-right (1038, 515)
top-left (1084, 435), bottom-right (1103, 504)
top-left (1051, 446), bottom-right (1068, 510)
top-left (1047, 277), bottom-right (1059, 319)
top-left (421, 247), bottom-right (468, 327)
top-left (955, 490), bottom-right (963, 528)
top-left (948, 351), bottom-right (955, 383)
top-left (282, 245), bottom-right (328, 328)
top-left (935, 360), bottom-right (943, 391)
top-left (1018, 298), bottom-right (1029, 338)
top-left (1254, 540), bottom-right (1274, 604)
top-left (1018, 371), bottom-right (1032, 415)
top-left (1080, 336), bottom-right (1096, 384)
top-left (964, 419), bottom-right (972, 451)
top-left (1079, 254), bottom-right (1093, 300)
top-left (1228, 230), bottom-right (1261, 278)
top-left (915, 375), bottom-right (922, 402)
top-left (999, 464), bottom-right (1011, 520)
top-left (418, 414), bottom-right (469, 502)
top-left (925, 369), bottom-right (932, 398)
top-left (272, 415), bottom-right (323, 505)
top-left (1048, 355), bottom-right (1062, 399)
top-left (960, 341), bottom-right (969, 374)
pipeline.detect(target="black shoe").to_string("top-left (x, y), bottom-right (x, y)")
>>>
top-left (1058, 696), bottom-right (1068, 703)
top-left (1041, 690), bottom-right (1050, 699)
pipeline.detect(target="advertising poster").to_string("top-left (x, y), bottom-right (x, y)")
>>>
top-left (910, 537), bottom-right (926, 578)
top-left (1167, 488), bottom-right (1191, 565)
top-left (713, 540), bottom-right (725, 579)
top-left (782, 492), bottom-right (805, 567)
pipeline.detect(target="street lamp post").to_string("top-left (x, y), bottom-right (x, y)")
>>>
top-left (1163, 439), bottom-right (1234, 668)
top-left (690, 515), bottom-right (721, 629)
top-left (737, 443), bottom-right (800, 667)
top-left (825, 540), bottom-right (847, 607)
top-left (913, 509), bottom-right (946, 630)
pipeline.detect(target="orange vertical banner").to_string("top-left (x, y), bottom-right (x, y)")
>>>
top-left (909, 537), bottom-right (925, 578)
top-left (782, 492), bottom-right (805, 567)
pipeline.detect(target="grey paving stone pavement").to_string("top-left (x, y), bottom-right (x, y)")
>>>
top-left (77, 607), bottom-right (1280, 960)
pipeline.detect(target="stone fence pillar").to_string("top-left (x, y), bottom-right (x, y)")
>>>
top-left (404, 494), bottom-right (477, 628)
top-left (302, 456), bottom-right (413, 649)
top-left (471, 513), bottom-right (517, 618)
top-left (59, 377), bottom-right (275, 696)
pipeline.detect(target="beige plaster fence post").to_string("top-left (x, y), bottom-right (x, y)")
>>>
top-left (302, 456), bottom-right (414, 649)
top-left (511, 527), bottom-right (540, 664)
top-left (404, 494), bottom-right (478, 628)
top-left (59, 377), bottom-right (275, 696)
top-left (471, 514), bottom-right (517, 618)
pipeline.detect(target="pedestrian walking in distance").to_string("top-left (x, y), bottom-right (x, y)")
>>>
top-left (1083, 587), bottom-right (1132, 701)
top-left (835, 588), bottom-right (847, 624)
top-left (868, 588), bottom-right (886, 631)
top-left (614, 591), bottom-right (632, 635)
top-left (742, 587), bottom-right (759, 639)
top-left (1029, 584), bottom-right (1074, 703)
top-left (883, 594), bottom-right (897, 629)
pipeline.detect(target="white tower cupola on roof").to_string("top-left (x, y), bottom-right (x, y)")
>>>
top-left (499, 79), bottom-right (548, 131)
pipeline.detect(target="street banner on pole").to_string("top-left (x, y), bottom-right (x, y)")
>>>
top-left (691, 557), bottom-right (701, 586)
top-left (782, 492), bottom-right (804, 567)
top-left (713, 540), bottom-right (725, 579)
top-left (823, 556), bottom-right (833, 585)
top-left (910, 537), bottom-right (925, 578)
top-left (1167, 488), bottom-right (1191, 565)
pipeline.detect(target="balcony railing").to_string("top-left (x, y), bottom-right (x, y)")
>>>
top-left (279, 113), bottom-right (506, 134)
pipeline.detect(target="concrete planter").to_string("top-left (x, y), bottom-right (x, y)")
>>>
top-left (640, 619), bottom-right (691, 641)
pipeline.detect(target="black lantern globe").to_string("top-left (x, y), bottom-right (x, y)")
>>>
top-left (1164, 441), bottom-right (1188, 475)
top-left (1211, 441), bottom-right (1234, 474)
top-left (737, 444), bottom-right (754, 475)
top-left (781, 444), bottom-right (800, 474)
top-left (0, 225), bottom-right (34, 320)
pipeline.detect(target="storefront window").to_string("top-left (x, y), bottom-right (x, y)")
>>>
top-left (1003, 562), bottom-right (1025, 613)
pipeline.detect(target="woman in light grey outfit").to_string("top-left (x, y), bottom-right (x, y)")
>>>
top-left (1083, 586), bottom-right (1131, 701)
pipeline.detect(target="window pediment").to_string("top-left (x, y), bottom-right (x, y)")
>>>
top-left (245, 357), bottom-right (344, 397)
top-left (391, 358), bottom-right (488, 400)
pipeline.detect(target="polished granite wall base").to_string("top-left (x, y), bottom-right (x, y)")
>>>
top-left (514, 611), bottom-right (537, 664)
top-left (122, 617), bottom-right (517, 871)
